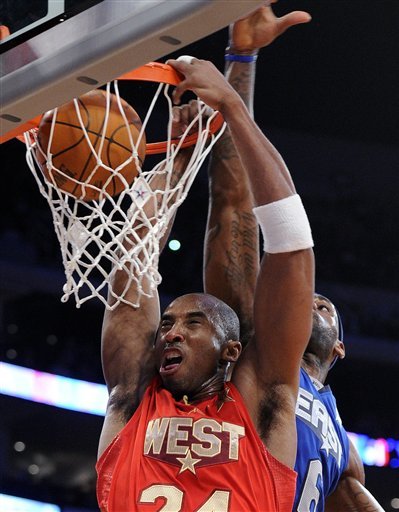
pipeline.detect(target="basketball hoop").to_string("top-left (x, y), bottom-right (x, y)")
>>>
top-left (23, 61), bottom-right (226, 309)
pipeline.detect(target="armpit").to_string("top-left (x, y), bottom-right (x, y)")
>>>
top-left (107, 387), bottom-right (139, 423)
top-left (258, 382), bottom-right (292, 441)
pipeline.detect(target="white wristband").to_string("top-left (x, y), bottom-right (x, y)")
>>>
top-left (253, 194), bottom-right (313, 254)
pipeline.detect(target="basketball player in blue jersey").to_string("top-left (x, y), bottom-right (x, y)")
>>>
top-left (201, 3), bottom-right (384, 510)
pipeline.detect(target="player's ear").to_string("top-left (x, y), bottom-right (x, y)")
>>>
top-left (222, 340), bottom-right (242, 363)
top-left (333, 340), bottom-right (345, 360)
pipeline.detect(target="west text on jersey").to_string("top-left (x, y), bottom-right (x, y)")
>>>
top-left (144, 417), bottom-right (246, 473)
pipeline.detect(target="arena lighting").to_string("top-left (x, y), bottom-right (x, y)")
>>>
top-left (0, 362), bottom-right (107, 416)
top-left (348, 432), bottom-right (399, 469)
top-left (1, 362), bottom-right (398, 469)
top-left (168, 239), bottom-right (181, 251)
top-left (0, 494), bottom-right (60, 512)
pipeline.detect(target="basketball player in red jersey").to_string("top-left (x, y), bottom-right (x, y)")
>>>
top-left (96, 36), bottom-right (315, 512)
top-left (204, 3), bottom-right (384, 511)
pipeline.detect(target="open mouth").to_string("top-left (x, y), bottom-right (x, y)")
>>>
top-left (160, 350), bottom-right (183, 375)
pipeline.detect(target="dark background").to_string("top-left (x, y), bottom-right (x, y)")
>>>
top-left (1, 1), bottom-right (398, 510)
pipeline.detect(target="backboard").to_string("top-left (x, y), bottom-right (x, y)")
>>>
top-left (0, 0), bottom-right (266, 142)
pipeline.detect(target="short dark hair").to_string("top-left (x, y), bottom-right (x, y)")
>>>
top-left (203, 294), bottom-right (240, 344)
top-left (162, 293), bottom-right (240, 346)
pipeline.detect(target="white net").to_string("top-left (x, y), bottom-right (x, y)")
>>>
top-left (24, 76), bottom-right (226, 309)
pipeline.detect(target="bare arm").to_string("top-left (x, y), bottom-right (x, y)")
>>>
top-left (170, 58), bottom-right (315, 469)
top-left (203, 80), bottom-right (258, 347)
top-left (204, 3), bottom-right (311, 347)
top-left (325, 439), bottom-right (385, 511)
top-left (98, 136), bottom-right (195, 458)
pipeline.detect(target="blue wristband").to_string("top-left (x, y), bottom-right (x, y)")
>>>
top-left (225, 53), bottom-right (258, 63)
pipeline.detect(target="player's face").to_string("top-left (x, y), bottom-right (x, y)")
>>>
top-left (312, 294), bottom-right (339, 333)
top-left (307, 294), bottom-right (339, 358)
top-left (154, 294), bottom-right (224, 397)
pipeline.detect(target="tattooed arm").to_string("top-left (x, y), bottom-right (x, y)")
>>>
top-left (203, 2), bottom-right (311, 346)
top-left (203, 62), bottom-right (258, 348)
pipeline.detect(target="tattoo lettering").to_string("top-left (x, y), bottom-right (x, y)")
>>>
top-left (212, 134), bottom-right (238, 162)
top-left (229, 70), bottom-right (252, 104)
top-left (224, 211), bottom-right (258, 290)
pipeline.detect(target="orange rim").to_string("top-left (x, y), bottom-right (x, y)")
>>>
top-left (1, 116), bottom-right (41, 144)
top-left (118, 61), bottom-right (184, 86)
top-left (3, 62), bottom-right (224, 152)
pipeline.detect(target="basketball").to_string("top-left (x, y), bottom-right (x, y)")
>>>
top-left (36, 89), bottom-right (146, 201)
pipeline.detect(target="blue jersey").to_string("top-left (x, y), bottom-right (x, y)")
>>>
top-left (293, 368), bottom-right (350, 511)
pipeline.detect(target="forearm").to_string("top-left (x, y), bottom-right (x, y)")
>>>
top-left (223, 51), bottom-right (295, 205)
top-left (205, 103), bottom-right (258, 319)
top-left (325, 477), bottom-right (385, 512)
top-left (204, 179), bottom-right (258, 346)
top-left (204, 57), bottom-right (259, 344)
top-left (210, 54), bottom-right (257, 178)
top-left (220, 96), bottom-right (296, 206)
top-left (224, 60), bottom-right (257, 116)
top-left (209, 56), bottom-right (257, 193)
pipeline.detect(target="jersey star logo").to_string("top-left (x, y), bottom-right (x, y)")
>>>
top-left (320, 435), bottom-right (331, 456)
top-left (177, 449), bottom-right (201, 474)
top-left (217, 387), bottom-right (235, 412)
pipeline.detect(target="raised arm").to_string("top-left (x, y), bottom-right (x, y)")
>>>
top-left (98, 128), bottom-right (195, 458)
top-left (170, 57), bottom-right (315, 469)
top-left (204, 2), bottom-right (311, 347)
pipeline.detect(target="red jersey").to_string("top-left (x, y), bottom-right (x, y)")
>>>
top-left (96, 377), bottom-right (296, 511)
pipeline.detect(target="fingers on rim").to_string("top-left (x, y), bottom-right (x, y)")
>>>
top-left (176, 55), bottom-right (196, 65)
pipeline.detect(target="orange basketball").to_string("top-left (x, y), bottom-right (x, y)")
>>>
top-left (36, 89), bottom-right (146, 201)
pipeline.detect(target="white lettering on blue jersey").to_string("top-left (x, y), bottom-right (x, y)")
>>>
top-left (296, 387), bottom-right (343, 466)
